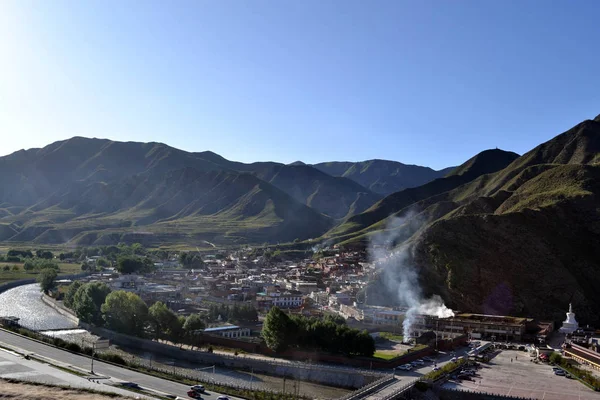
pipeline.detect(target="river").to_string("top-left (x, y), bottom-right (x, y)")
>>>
top-left (0, 283), bottom-right (77, 330)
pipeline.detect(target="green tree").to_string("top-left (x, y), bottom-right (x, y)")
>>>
top-left (148, 301), bottom-right (178, 341)
top-left (116, 256), bottom-right (154, 274)
top-left (72, 282), bottom-right (111, 325)
top-left (261, 307), bottom-right (291, 352)
top-left (96, 258), bottom-right (109, 268)
top-left (549, 352), bottom-right (563, 365)
top-left (37, 268), bottom-right (58, 293)
top-left (102, 291), bottom-right (148, 336)
top-left (63, 281), bottom-right (83, 308)
top-left (36, 250), bottom-right (54, 259)
top-left (183, 313), bottom-right (205, 346)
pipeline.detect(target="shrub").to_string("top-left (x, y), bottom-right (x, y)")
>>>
top-left (99, 353), bottom-right (126, 365)
top-left (414, 381), bottom-right (429, 392)
top-left (64, 342), bottom-right (82, 352)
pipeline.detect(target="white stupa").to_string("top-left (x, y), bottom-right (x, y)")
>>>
top-left (559, 303), bottom-right (579, 334)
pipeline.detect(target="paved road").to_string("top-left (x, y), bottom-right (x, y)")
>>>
top-left (361, 346), bottom-right (473, 399)
top-left (0, 329), bottom-right (240, 400)
top-left (0, 346), bottom-right (151, 398)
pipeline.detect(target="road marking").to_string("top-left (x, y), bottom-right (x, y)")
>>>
top-left (0, 361), bottom-right (16, 367)
top-left (1, 371), bottom-right (43, 379)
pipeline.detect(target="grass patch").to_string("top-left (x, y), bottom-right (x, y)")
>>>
top-left (373, 351), bottom-right (400, 360)
top-left (422, 359), bottom-right (465, 381)
top-left (0, 262), bottom-right (82, 284)
top-left (378, 332), bottom-right (404, 342)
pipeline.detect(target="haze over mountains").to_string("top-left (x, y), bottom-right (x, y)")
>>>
top-left (0, 137), bottom-right (448, 246)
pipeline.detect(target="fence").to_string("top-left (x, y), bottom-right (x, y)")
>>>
top-left (128, 360), bottom-right (310, 399)
top-left (379, 379), bottom-right (419, 400)
top-left (80, 322), bottom-right (382, 388)
top-left (337, 374), bottom-right (395, 400)
top-left (436, 387), bottom-right (536, 400)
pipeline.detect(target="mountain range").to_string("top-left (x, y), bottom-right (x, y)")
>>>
top-left (0, 138), bottom-right (447, 246)
top-left (355, 114), bottom-right (600, 325)
top-left (2, 115), bottom-right (600, 323)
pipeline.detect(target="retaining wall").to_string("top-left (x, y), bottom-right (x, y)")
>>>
top-left (80, 322), bottom-right (379, 389)
top-left (0, 278), bottom-right (36, 295)
top-left (41, 294), bottom-right (79, 325)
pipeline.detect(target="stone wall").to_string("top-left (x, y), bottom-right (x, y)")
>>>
top-left (41, 294), bottom-right (79, 325)
top-left (0, 279), bottom-right (36, 295)
top-left (80, 322), bottom-right (380, 389)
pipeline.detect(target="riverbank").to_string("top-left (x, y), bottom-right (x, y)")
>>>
top-left (0, 262), bottom-right (83, 286)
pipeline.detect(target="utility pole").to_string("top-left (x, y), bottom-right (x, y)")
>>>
top-left (90, 342), bottom-right (95, 374)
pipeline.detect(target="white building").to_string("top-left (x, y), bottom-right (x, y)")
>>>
top-left (204, 325), bottom-right (251, 339)
top-left (559, 303), bottom-right (579, 334)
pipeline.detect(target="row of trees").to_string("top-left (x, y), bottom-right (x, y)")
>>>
top-left (1, 249), bottom-right (56, 263)
top-left (261, 307), bottom-right (375, 357)
top-left (63, 281), bottom-right (206, 347)
top-left (206, 303), bottom-right (258, 323)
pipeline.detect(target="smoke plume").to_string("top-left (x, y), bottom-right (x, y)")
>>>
top-left (368, 211), bottom-right (454, 339)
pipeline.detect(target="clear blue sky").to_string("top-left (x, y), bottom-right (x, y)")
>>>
top-left (1, 1), bottom-right (599, 170)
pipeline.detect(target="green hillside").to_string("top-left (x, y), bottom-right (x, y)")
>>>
top-left (346, 116), bottom-right (600, 324)
top-left (0, 139), bottom-right (333, 246)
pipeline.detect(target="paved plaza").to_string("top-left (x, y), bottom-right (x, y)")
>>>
top-left (443, 349), bottom-right (600, 400)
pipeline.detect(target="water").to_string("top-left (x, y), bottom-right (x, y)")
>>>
top-left (0, 283), bottom-right (77, 330)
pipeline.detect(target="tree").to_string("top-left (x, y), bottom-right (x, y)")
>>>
top-left (63, 281), bottom-right (83, 308)
top-left (102, 291), bottom-right (148, 336)
top-left (72, 282), bottom-right (111, 325)
top-left (262, 307), bottom-right (291, 352)
top-left (148, 301), bottom-right (178, 341)
top-left (96, 258), bottom-right (109, 268)
top-left (36, 250), bottom-right (54, 259)
top-left (38, 268), bottom-right (58, 293)
top-left (549, 352), bottom-right (563, 365)
top-left (116, 256), bottom-right (154, 274)
top-left (179, 252), bottom-right (204, 268)
top-left (183, 313), bottom-right (205, 346)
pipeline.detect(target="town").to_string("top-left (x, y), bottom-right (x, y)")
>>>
top-left (1, 244), bottom-right (599, 400)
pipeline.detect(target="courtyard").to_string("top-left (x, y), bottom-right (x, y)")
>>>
top-left (442, 349), bottom-right (600, 400)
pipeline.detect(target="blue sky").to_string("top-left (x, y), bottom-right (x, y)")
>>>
top-left (1, 1), bottom-right (599, 170)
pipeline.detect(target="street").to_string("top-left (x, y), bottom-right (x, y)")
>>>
top-left (0, 328), bottom-right (241, 400)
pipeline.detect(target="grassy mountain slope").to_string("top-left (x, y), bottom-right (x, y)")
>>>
top-left (0, 139), bottom-right (332, 246)
top-left (194, 152), bottom-right (382, 218)
top-left (327, 149), bottom-right (519, 239)
top-left (352, 116), bottom-right (600, 324)
top-left (314, 159), bottom-right (453, 196)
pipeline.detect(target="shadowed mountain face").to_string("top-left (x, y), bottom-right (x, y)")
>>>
top-left (0, 138), bottom-right (333, 246)
top-left (339, 116), bottom-right (600, 324)
top-left (313, 160), bottom-right (454, 196)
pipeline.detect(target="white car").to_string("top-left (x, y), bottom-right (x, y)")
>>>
top-left (190, 385), bottom-right (205, 393)
top-left (217, 397), bottom-right (231, 400)
top-left (412, 359), bottom-right (425, 365)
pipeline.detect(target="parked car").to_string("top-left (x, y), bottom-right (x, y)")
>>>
top-left (432, 366), bottom-right (440, 371)
top-left (450, 357), bottom-right (458, 363)
top-left (217, 397), bottom-right (231, 400)
top-left (554, 370), bottom-right (566, 376)
top-left (422, 356), bottom-right (434, 362)
top-left (398, 364), bottom-right (413, 370)
top-left (187, 391), bottom-right (202, 399)
top-left (565, 373), bottom-right (574, 379)
top-left (190, 385), bottom-right (205, 393)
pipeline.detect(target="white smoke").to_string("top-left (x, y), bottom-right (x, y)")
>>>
top-left (368, 211), bottom-right (454, 340)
